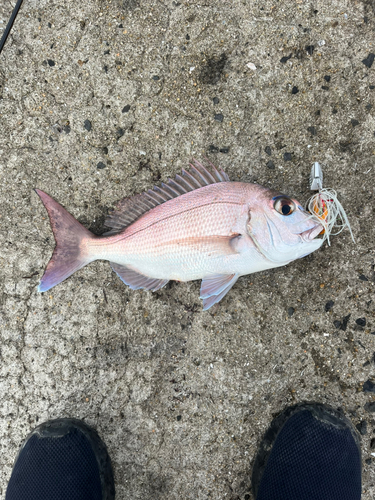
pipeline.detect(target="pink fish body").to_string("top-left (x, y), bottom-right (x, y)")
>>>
top-left (36, 161), bottom-right (323, 310)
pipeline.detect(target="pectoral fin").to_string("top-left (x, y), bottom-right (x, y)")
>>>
top-left (111, 263), bottom-right (169, 291)
top-left (200, 273), bottom-right (239, 310)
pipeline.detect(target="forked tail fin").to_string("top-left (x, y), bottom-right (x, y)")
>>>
top-left (35, 189), bottom-right (96, 292)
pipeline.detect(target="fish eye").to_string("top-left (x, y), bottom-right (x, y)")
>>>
top-left (273, 197), bottom-right (296, 216)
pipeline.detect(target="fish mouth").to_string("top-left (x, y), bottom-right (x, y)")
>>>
top-left (299, 222), bottom-right (324, 242)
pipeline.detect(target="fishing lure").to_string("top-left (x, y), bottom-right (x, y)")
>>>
top-left (307, 162), bottom-right (355, 245)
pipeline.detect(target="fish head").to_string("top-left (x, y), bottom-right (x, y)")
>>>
top-left (246, 189), bottom-right (324, 264)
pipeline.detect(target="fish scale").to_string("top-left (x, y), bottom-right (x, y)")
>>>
top-left (90, 183), bottom-right (255, 281)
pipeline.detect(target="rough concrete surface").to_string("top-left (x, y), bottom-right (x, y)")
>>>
top-left (0, 0), bottom-right (374, 498)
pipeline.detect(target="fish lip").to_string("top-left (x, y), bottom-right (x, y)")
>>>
top-left (299, 222), bottom-right (324, 241)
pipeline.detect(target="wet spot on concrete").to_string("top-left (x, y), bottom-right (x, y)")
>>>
top-left (199, 53), bottom-right (227, 85)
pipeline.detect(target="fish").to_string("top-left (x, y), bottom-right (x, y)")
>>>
top-left (35, 160), bottom-right (323, 310)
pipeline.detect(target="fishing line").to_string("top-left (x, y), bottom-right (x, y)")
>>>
top-left (0, 0), bottom-right (25, 55)
top-left (304, 2), bottom-right (354, 245)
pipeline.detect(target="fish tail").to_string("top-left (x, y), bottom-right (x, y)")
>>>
top-left (35, 189), bottom-right (96, 292)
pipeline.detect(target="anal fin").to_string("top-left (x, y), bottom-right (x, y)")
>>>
top-left (111, 263), bottom-right (169, 291)
top-left (200, 274), bottom-right (239, 310)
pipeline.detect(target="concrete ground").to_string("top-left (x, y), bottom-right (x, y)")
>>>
top-left (0, 0), bottom-right (374, 498)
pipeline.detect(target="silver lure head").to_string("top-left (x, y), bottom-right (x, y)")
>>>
top-left (246, 189), bottom-right (324, 264)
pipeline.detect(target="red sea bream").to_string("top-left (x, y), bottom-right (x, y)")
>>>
top-left (36, 161), bottom-right (323, 310)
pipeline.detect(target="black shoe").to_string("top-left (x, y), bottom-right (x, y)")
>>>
top-left (252, 403), bottom-right (361, 500)
top-left (6, 418), bottom-right (115, 500)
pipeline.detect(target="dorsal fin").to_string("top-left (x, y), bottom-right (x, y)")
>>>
top-left (103, 159), bottom-right (230, 236)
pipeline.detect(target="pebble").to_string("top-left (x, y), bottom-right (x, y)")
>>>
top-left (370, 85), bottom-right (375, 90)
top-left (177, 415), bottom-right (182, 421)
top-left (371, 438), bottom-right (375, 449)
top-left (365, 402), bottom-right (375, 412)
top-left (47, 59), bottom-right (55, 67)
top-left (84, 119), bottom-right (92, 131)
top-left (362, 53), bottom-right (375, 68)
top-left (356, 317), bottom-right (366, 327)
top-left (266, 160), bottom-right (275, 169)
top-left (325, 300), bottom-right (334, 312)
top-left (359, 274), bottom-right (368, 281)
top-left (287, 307), bottom-right (295, 317)
top-left (291, 86), bottom-right (299, 94)
top-left (321, 85), bottom-right (329, 91)
top-left (363, 380), bottom-right (375, 393)
top-left (280, 54), bottom-right (292, 63)
top-left (265, 146), bottom-right (272, 156)
top-left (186, 34), bottom-right (190, 40)
top-left (63, 125), bottom-right (71, 134)
top-left (307, 126), bottom-right (316, 136)
top-left (305, 45), bottom-right (315, 55)
top-left (209, 145), bottom-right (219, 152)
top-left (213, 97), bottom-right (219, 105)
top-left (334, 314), bottom-right (351, 331)
top-left (284, 152), bottom-right (292, 161)
top-left (214, 114), bottom-right (224, 122)
top-left (219, 147), bottom-right (229, 153)
top-left (246, 62), bottom-right (257, 71)
top-left (356, 420), bottom-right (367, 435)
top-left (324, 75), bottom-right (331, 82)
top-left (122, 104), bottom-right (131, 113)
top-left (97, 162), bottom-right (106, 169)
top-left (102, 147), bottom-right (108, 155)
top-left (116, 128), bottom-right (125, 139)
top-left (152, 75), bottom-right (160, 81)
top-left (351, 119), bottom-right (359, 127)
